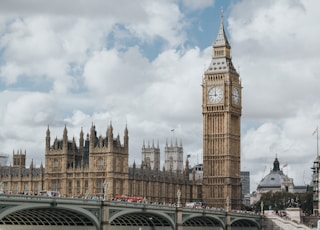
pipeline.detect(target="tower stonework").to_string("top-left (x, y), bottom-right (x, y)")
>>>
top-left (141, 140), bottom-right (160, 171)
top-left (202, 12), bottom-right (242, 209)
top-left (45, 123), bottom-right (129, 198)
top-left (12, 150), bottom-right (26, 168)
top-left (164, 139), bottom-right (183, 172)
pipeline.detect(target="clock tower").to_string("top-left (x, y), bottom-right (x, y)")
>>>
top-left (202, 12), bottom-right (242, 209)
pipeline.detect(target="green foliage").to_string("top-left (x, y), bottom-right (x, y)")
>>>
top-left (252, 191), bottom-right (313, 214)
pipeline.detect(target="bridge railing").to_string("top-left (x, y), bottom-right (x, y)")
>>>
top-left (0, 194), bottom-right (261, 218)
top-left (108, 200), bottom-right (181, 210)
top-left (0, 194), bottom-right (100, 205)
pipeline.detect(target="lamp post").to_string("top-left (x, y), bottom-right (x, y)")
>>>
top-left (177, 188), bottom-right (181, 207)
top-left (226, 196), bottom-right (230, 212)
top-left (0, 181), bottom-right (3, 193)
top-left (103, 180), bottom-right (108, 201)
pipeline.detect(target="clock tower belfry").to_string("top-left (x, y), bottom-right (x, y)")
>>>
top-left (202, 11), bottom-right (242, 209)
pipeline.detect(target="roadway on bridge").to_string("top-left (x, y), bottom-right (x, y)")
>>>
top-left (0, 194), bottom-right (261, 230)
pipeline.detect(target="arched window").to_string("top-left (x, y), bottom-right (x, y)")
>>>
top-left (53, 159), bottom-right (59, 171)
top-left (97, 157), bottom-right (104, 170)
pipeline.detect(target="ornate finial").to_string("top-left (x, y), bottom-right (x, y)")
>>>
top-left (177, 188), bottom-right (181, 207)
top-left (213, 5), bottom-right (230, 48)
top-left (220, 6), bottom-right (224, 20)
top-left (46, 125), bottom-right (50, 136)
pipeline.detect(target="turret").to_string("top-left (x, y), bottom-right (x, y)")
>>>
top-left (46, 125), bottom-right (50, 151)
top-left (54, 137), bottom-right (58, 149)
top-left (107, 122), bottom-right (113, 149)
top-left (90, 123), bottom-right (96, 151)
top-left (80, 127), bottom-right (84, 151)
top-left (212, 9), bottom-right (231, 58)
top-left (72, 137), bottom-right (76, 150)
top-left (63, 124), bottom-right (68, 153)
top-left (116, 134), bottom-right (120, 145)
top-left (29, 159), bottom-right (34, 170)
top-left (12, 149), bottom-right (26, 168)
top-left (124, 125), bottom-right (129, 151)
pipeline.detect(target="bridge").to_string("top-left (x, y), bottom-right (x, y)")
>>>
top-left (0, 194), bottom-right (262, 230)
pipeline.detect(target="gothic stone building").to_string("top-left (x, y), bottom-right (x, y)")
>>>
top-left (0, 124), bottom-right (202, 204)
top-left (0, 150), bottom-right (45, 194)
top-left (202, 12), bottom-right (242, 209)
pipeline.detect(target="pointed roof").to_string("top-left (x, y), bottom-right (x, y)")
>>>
top-left (46, 125), bottom-right (50, 136)
top-left (63, 124), bottom-right (67, 135)
top-left (213, 9), bottom-right (230, 48)
top-left (205, 8), bottom-right (237, 74)
top-left (257, 157), bottom-right (291, 191)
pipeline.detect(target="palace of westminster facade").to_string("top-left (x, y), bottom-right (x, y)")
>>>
top-left (0, 13), bottom-right (242, 209)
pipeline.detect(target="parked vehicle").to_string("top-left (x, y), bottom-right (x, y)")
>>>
top-left (186, 202), bottom-right (207, 208)
top-left (39, 190), bottom-right (60, 197)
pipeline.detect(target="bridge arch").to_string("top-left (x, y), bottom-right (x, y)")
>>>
top-left (230, 217), bottom-right (260, 230)
top-left (0, 203), bottom-right (99, 229)
top-left (109, 210), bottom-right (175, 229)
top-left (182, 214), bottom-right (226, 229)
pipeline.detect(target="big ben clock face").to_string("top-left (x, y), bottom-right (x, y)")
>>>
top-left (208, 86), bottom-right (224, 103)
top-left (232, 87), bottom-right (240, 105)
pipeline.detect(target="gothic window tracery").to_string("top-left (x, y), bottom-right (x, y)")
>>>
top-left (97, 157), bottom-right (104, 170)
top-left (53, 159), bottom-right (59, 171)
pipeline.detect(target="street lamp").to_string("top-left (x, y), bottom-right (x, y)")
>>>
top-left (226, 196), bottom-right (230, 212)
top-left (177, 188), bottom-right (181, 207)
top-left (0, 181), bottom-right (3, 193)
top-left (103, 180), bottom-right (108, 201)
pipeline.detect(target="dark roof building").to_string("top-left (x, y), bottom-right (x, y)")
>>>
top-left (251, 157), bottom-right (307, 205)
top-left (257, 157), bottom-right (293, 192)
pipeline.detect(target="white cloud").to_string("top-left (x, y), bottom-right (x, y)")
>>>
top-left (0, 0), bottom-right (319, 195)
top-left (229, 0), bottom-right (320, 121)
top-left (228, 0), bottom-right (320, 190)
top-left (183, 0), bottom-right (215, 11)
top-left (128, 1), bottom-right (187, 47)
top-left (83, 46), bottom-right (150, 98)
top-left (0, 0), bottom-right (147, 20)
top-left (3, 92), bottom-right (55, 126)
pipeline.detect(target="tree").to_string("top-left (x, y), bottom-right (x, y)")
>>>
top-left (252, 191), bottom-right (313, 214)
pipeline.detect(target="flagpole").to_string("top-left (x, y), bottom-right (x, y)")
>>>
top-left (313, 127), bottom-right (319, 156)
top-left (317, 127), bottom-right (319, 156)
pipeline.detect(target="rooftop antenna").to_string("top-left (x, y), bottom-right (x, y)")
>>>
top-left (313, 127), bottom-right (318, 156)
top-left (317, 127), bottom-right (319, 156)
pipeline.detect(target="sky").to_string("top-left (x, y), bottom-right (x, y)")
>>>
top-left (0, 0), bottom-right (319, 192)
